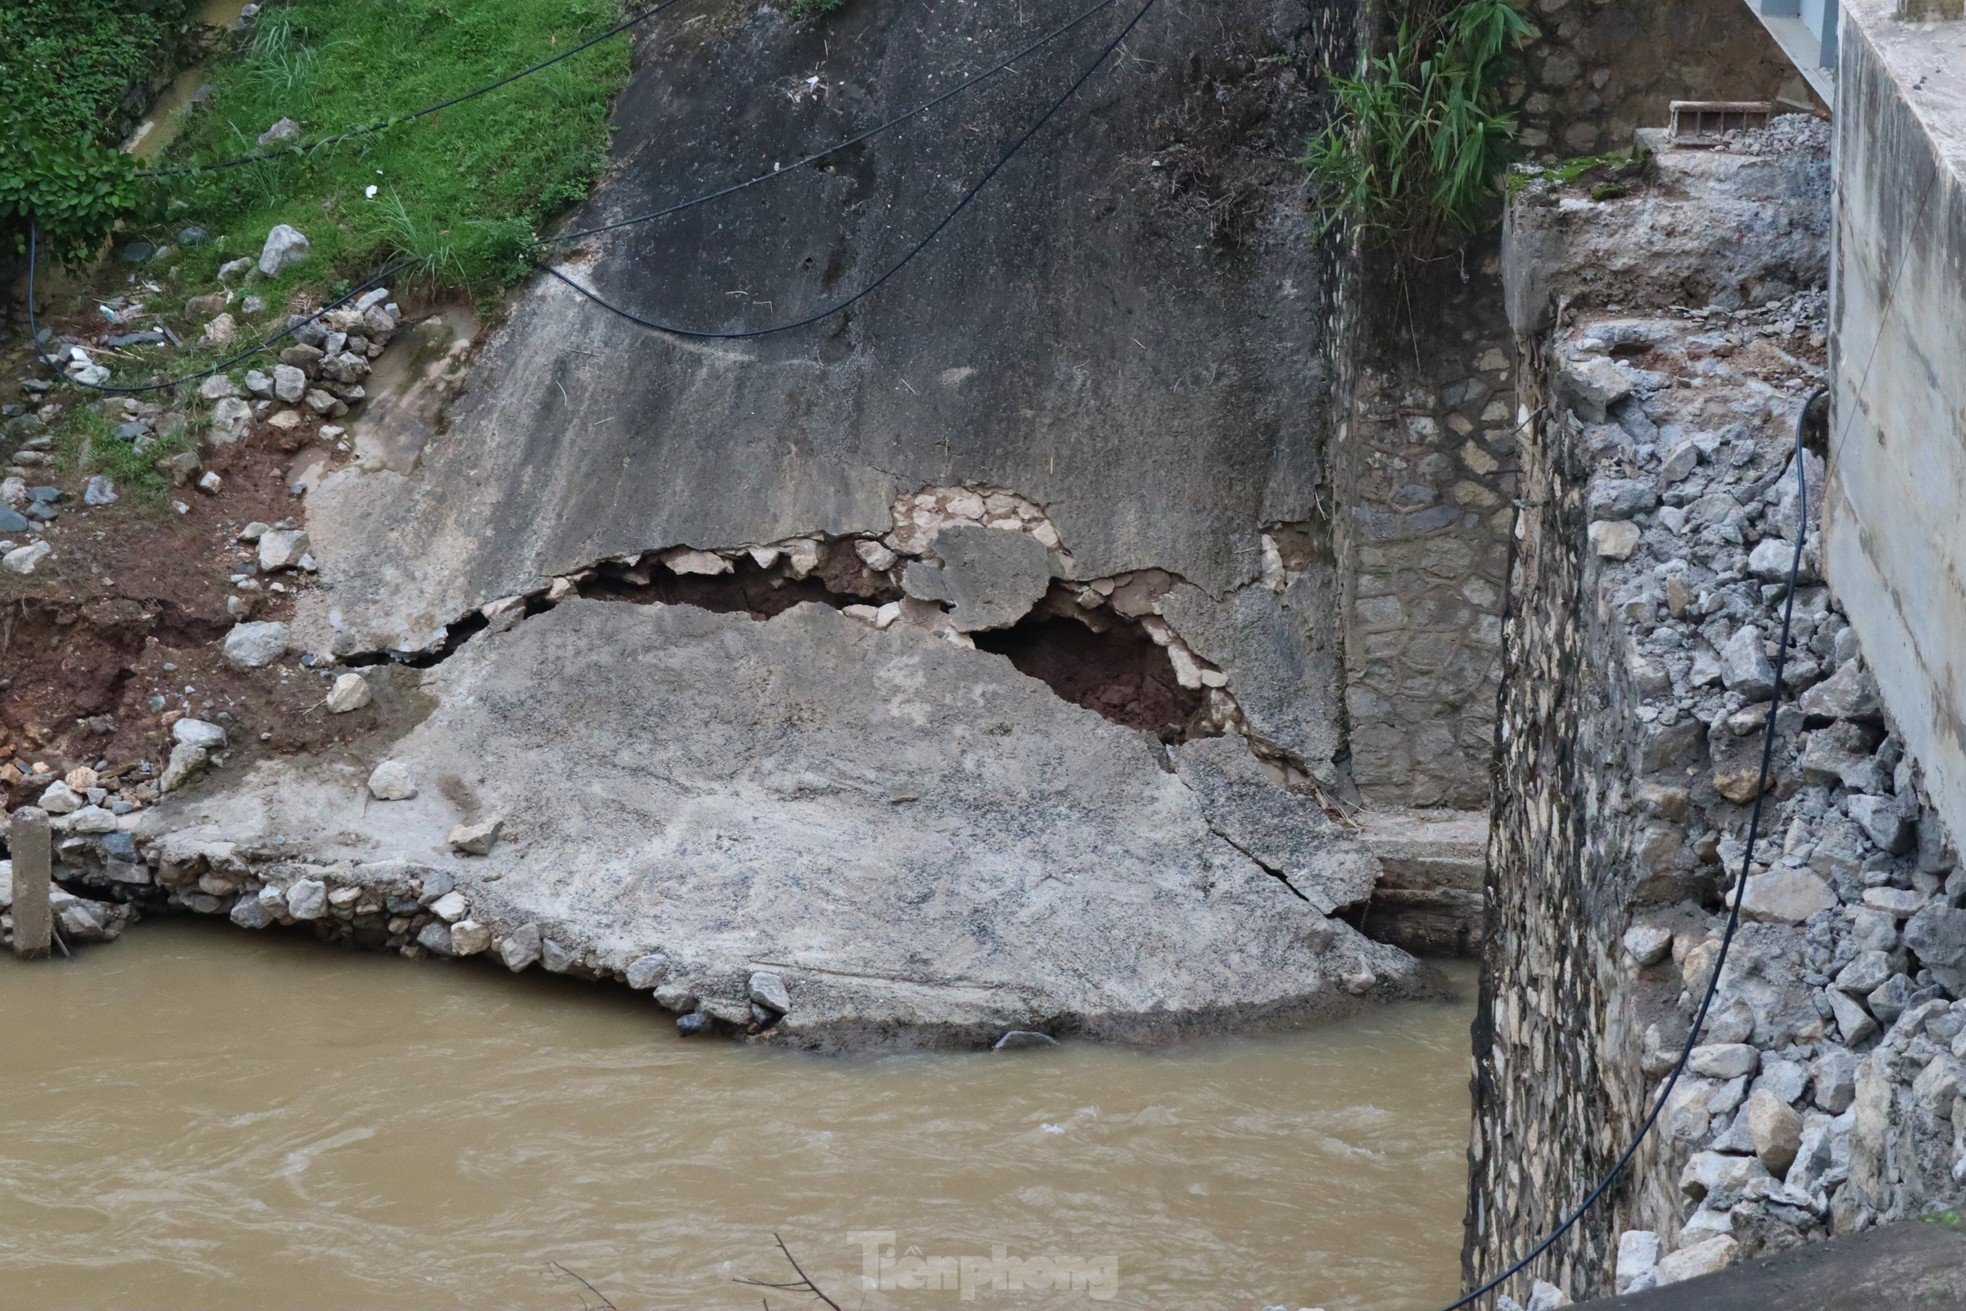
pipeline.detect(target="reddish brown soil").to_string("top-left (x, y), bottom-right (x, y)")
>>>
top-left (974, 615), bottom-right (1203, 739)
top-left (0, 425), bottom-right (379, 809)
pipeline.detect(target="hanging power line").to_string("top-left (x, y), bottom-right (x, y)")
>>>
top-left (535, 0), bottom-right (1160, 340)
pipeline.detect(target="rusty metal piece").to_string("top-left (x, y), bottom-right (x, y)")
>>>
top-left (1668, 100), bottom-right (1777, 147)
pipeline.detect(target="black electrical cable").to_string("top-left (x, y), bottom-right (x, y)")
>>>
top-left (536, 0), bottom-right (1160, 341)
top-left (550, 0), bottom-right (1118, 244)
top-left (25, 223), bottom-right (407, 396)
top-left (135, 0), bottom-right (694, 180)
top-left (1439, 387), bottom-right (1822, 1311)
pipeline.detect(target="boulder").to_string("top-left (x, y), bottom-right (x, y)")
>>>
top-left (1719, 625), bottom-right (1777, 699)
top-left (1557, 356), bottom-right (1634, 421)
top-left (366, 759), bottom-right (417, 800)
top-left (449, 920), bottom-right (492, 955)
top-left (1589, 519), bottom-right (1641, 560)
top-left (223, 621), bottom-right (290, 668)
top-left (1654, 1235), bottom-right (1738, 1285)
top-left (1903, 903), bottom-right (1966, 993)
top-left (273, 364), bottom-right (308, 403)
top-left (172, 718), bottom-right (229, 750)
top-left (2, 540), bottom-right (52, 575)
top-left (447, 817), bottom-right (502, 855)
top-left (159, 743), bottom-right (209, 793)
top-left (287, 878), bottom-right (327, 919)
top-left (258, 224), bottom-right (310, 276)
top-left (1744, 1088), bottom-right (1804, 1176)
top-left (748, 970), bottom-right (791, 1015)
top-left (1616, 1230), bottom-right (1661, 1296)
top-left (1738, 870), bottom-right (1835, 925)
top-left (325, 671), bottom-right (372, 713)
top-left (1799, 659), bottom-right (1880, 720)
top-left (499, 923), bottom-right (542, 971)
top-left (1847, 794), bottom-right (1914, 855)
top-left (258, 529), bottom-right (311, 573)
top-left (625, 954), bottom-right (669, 990)
top-left (1689, 1043), bottom-right (1760, 1080)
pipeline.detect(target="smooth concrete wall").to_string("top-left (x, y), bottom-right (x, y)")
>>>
top-left (1826, 0), bottom-right (1966, 850)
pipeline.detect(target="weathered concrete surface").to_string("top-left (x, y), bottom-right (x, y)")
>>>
top-left (1583, 1221), bottom-right (1966, 1309)
top-left (140, 601), bottom-right (1426, 1048)
top-left (900, 524), bottom-right (1052, 632)
top-left (297, 0), bottom-right (1347, 657)
top-left (1159, 569), bottom-right (1347, 779)
top-left (1826, 0), bottom-right (1966, 857)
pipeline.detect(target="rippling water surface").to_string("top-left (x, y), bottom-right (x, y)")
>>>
top-left (0, 921), bottom-right (1474, 1310)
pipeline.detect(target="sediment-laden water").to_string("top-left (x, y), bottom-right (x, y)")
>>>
top-left (0, 921), bottom-right (1473, 1310)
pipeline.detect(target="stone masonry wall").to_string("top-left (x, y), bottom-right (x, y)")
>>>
top-left (1514, 0), bottom-right (1805, 157)
top-left (1470, 123), bottom-right (1966, 1306)
top-left (1331, 0), bottom-right (1793, 814)
top-left (1335, 253), bottom-right (1518, 810)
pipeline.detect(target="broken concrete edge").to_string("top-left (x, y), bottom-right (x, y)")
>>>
top-left (37, 826), bottom-right (1442, 1055)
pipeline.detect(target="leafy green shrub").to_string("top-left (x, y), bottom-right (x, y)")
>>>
top-left (0, 0), bottom-right (189, 141)
top-left (0, 111), bottom-right (144, 264)
top-left (1300, 0), bottom-right (1537, 257)
top-left (0, 0), bottom-right (186, 261)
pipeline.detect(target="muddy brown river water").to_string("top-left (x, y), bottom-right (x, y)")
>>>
top-left (0, 921), bottom-right (1474, 1310)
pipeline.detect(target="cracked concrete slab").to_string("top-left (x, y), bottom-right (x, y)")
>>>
top-left (1169, 736), bottom-right (1379, 915)
top-left (1159, 570), bottom-right (1346, 777)
top-left (144, 601), bottom-right (1426, 1049)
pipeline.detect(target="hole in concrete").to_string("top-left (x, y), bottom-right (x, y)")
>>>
top-left (580, 557), bottom-right (880, 617)
top-left (973, 615), bottom-right (1203, 739)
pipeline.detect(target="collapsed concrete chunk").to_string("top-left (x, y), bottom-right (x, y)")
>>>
top-left (1168, 736), bottom-right (1379, 916)
top-left (136, 601), bottom-right (1428, 1049)
top-left (900, 524), bottom-right (1052, 633)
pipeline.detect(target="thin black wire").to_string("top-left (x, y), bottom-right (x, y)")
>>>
top-left (1444, 387), bottom-right (1819, 1310)
top-left (536, 0), bottom-right (1161, 341)
top-left (550, 0), bottom-right (1118, 244)
top-left (25, 223), bottom-right (406, 396)
top-left (135, 0), bottom-right (693, 180)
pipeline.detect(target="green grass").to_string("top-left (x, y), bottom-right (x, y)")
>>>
top-left (141, 0), bottom-right (632, 302)
top-left (1299, 0), bottom-right (1536, 258)
top-left (785, 0), bottom-right (852, 17)
top-left (49, 405), bottom-right (199, 506)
